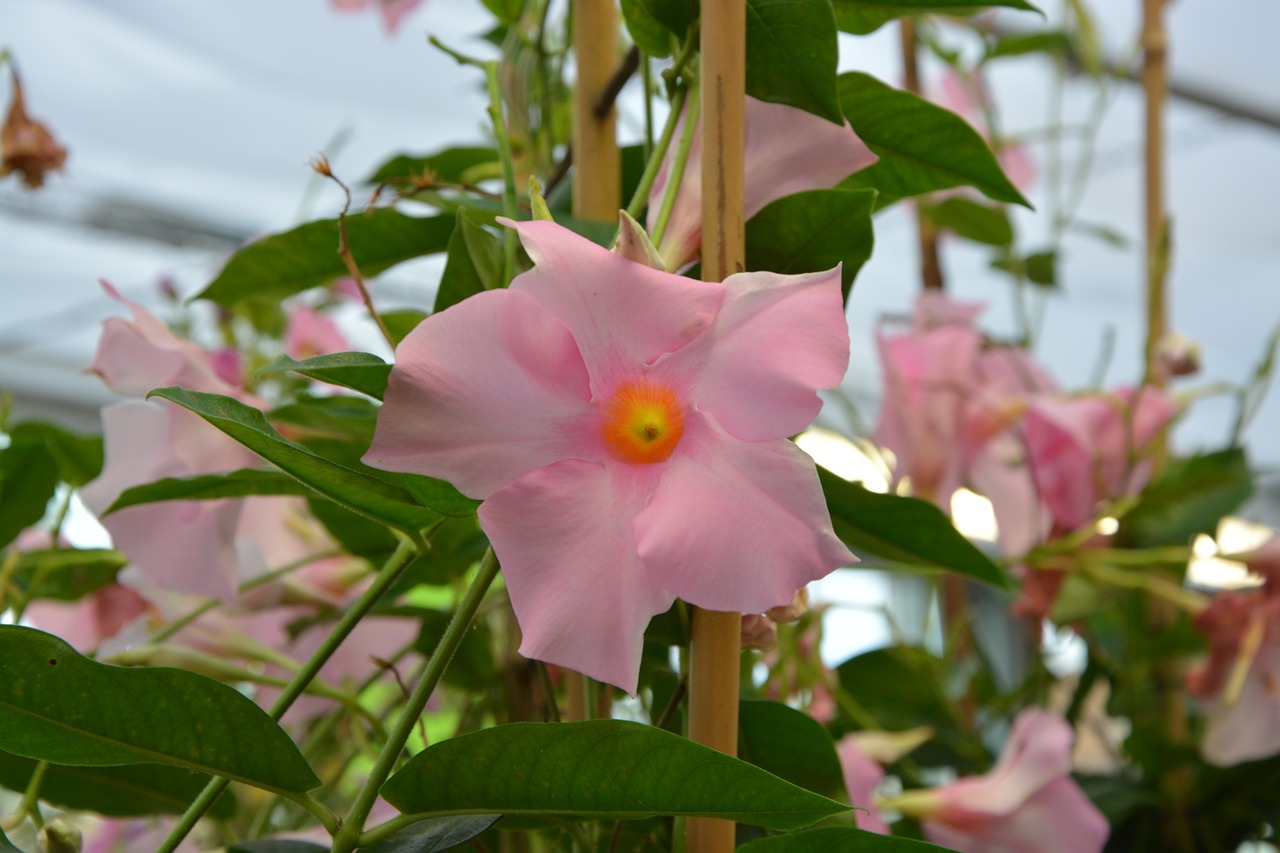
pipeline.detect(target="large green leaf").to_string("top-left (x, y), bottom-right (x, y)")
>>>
top-left (197, 209), bottom-right (454, 307)
top-left (261, 352), bottom-right (391, 401)
top-left (0, 427), bottom-right (60, 550)
top-left (1118, 448), bottom-right (1253, 548)
top-left (365, 146), bottom-right (499, 186)
top-left (830, 0), bottom-right (1041, 36)
top-left (744, 188), bottom-right (876, 300)
top-left (0, 627), bottom-right (319, 793)
top-left (926, 196), bottom-right (1013, 246)
top-left (7, 549), bottom-right (126, 602)
top-left (740, 827), bottom-right (956, 852)
top-left (838, 72), bottom-right (1029, 208)
top-left (0, 749), bottom-right (237, 819)
top-left (746, 0), bottom-right (843, 124)
top-left (621, 0), bottom-right (678, 56)
top-left (106, 470), bottom-right (312, 515)
top-left (8, 422), bottom-right (103, 487)
top-left (147, 387), bottom-right (457, 540)
top-left (819, 468), bottom-right (1009, 588)
top-left (382, 720), bottom-right (847, 829)
top-left (361, 815), bottom-right (501, 853)
top-left (435, 208), bottom-right (505, 313)
top-left (739, 700), bottom-right (844, 797)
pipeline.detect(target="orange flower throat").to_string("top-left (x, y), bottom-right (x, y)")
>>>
top-left (601, 379), bottom-right (685, 464)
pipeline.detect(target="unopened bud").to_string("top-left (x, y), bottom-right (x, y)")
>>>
top-left (38, 818), bottom-right (82, 853)
top-left (1155, 331), bottom-right (1200, 378)
top-left (766, 587), bottom-right (810, 623)
top-left (1, 67), bottom-right (68, 189)
top-left (309, 152), bottom-right (334, 177)
top-left (740, 613), bottom-right (778, 652)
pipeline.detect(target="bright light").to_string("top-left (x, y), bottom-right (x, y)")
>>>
top-left (794, 428), bottom-right (890, 493)
top-left (1096, 516), bottom-right (1119, 536)
top-left (1186, 516), bottom-right (1273, 590)
top-left (950, 487), bottom-right (998, 543)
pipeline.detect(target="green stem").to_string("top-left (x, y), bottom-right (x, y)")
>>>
top-left (624, 84), bottom-right (689, 220)
top-left (337, 549), bottom-right (502, 853)
top-left (154, 535), bottom-right (422, 853)
top-left (648, 83), bottom-right (701, 251)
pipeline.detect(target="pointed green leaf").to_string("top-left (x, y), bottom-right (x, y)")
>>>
top-left (365, 146), bottom-right (499, 186)
top-left (838, 72), bottom-right (1029, 207)
top-left (1118, 448), bottom-right (1253, 548)
top-left (8, 549), bottom-right (126, 602)
top-left (380, 310), bottom-right (428, 346)
top-left (927, 196), bottom-right (1013, 246)
top-left (819, 468), bottom-right (1010, 588)
top-left (835, 647), bottom-right (963, 746)
top-left (746, 0), bottom-right (843, 124)
top-left (436, 209), bottom-right (505, 313)
top-left (361, 815), bottom-right (501, 853)
top-left (0, 750), bottom-right (237, 819)
top-left (739, 700), bottom-right (844, 797)
top-left (830, 1), bottom-right (1041, 36)
top-left (744, 188), bottom-right (876, 301)
top-left (197, 209), bottom-right (454, 307)
top-left (0, 427), bottom-right (60, 550)
top-left (147, 387), bottom-right (451, 539)
top-left (106, 470), bottom-right (310, 515)
top-left (740, 827), bottom-right (956, 852)
top-left (261, 352), bottom-right (391, 401)
top-left (382, 720), bottom-right (847, 829)
top-left (621, 0), bottom-right (678, 56)
top-left (8, 422), bottom-right (103, 487)
top-left (0, 627), bottom-right (319, 793)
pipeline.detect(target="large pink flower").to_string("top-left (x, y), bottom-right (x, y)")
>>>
top-left (647, 97), bottom-right (877, 270)
top-left (364, 220), bottom-right (854, 692)
top-left (1023, 387), bottom-right (1177, 533)
top-left (906, 709), bottom-right (1109, 853)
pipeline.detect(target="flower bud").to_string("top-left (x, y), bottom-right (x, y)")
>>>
top-left (1155, 331), bottom-right (1201, 378)
top-left (38, 819), bottom-right (83, 853)
top-left (1, 67), bottom-right (68, 189)
top-left (766, 587), bottom-right (810, 623)
top-left (740, 613), bottom-right (778, 653)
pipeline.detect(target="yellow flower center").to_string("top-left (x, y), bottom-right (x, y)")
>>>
top-left (601, 379), bottom-right (685, 464)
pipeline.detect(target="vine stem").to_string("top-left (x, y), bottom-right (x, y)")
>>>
top-left (336, 549), bottom-right (503, 853)
top-left (686, 3), bottom-right (745, 853)
top-left (154, 535), bottom-right (423, 853)
top-left (898, 18), bottom-right (944, 292)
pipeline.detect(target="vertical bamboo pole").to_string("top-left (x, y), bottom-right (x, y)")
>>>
top-left (1142, 0), bottom-right (1169, 388)
top-left (687, 3), bottom-right (745, 853)
top-left (899, 19), bottom-right (944, 291)
top-left (566, 0), bottom-right (621, 724)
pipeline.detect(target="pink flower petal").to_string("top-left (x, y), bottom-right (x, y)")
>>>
top-left (925, 777), bottom-right (1108, 853)
top-left (691, 266), bottom-right (850, 442)
top-left (480, 459), bottom-right (676, 694)
top-left (505, 219), bottom-right (725, 391)
top-left (936, 709), bottom-right (1073, 819)
top-left (285, 305), bottom-right (350, 361)
top-left (837, 737), bottom-right (890, 834)
top-left (634, 412), bottom-right (853, 615)
top-left (364, 288), bottom-right (596, 499)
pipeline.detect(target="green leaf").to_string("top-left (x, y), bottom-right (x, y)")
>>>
top-left (147, 387), bottom-right (447, 540)
top-left (382, 720), bottom-right (847, 829)
top-left (380, 310), bottom-right (428, 346)
top-left (0, 749), bottom-right (237, 819)
top-left (7, 549), bottom-right (126, 601)
top-left (835, 647), bottom-right (964, 749)
top-left (819, 468), bottom-right (1010, 588)
top-left (830, 0), bottom-right (1041, 36)
top-left (621, 0), bottom-right (677, 56)
top-left (1119, 448), bottom-right (1253, 548)
top-left (309, 498), bottom-right (399, 561)
top-left (361, 815), bottom-right (501, 853)
top-left (838, 72), bottom-right (1030, 207)
top-left (992, 249), bottom-right (1057, 286)
top-left (228, 843), bottom-right (329, 853)
top-left (9, 422), bottom-right (103, 487)
top-left (984, 29), bottom-right (1072, 61)
top-left (0, 626), bottom-right (319, 793)
top-left (106, 470), bottom-right (312, 515)
top-left (739, 700), bottom-right (844, 797)
top-left (740, 826), bottom-right (956, 852)
top-left (744, 188), bottom-right (876, 301)
top-left (479, 0), bottom-right (523, 25)
top-left (197, 209), bottom-right (455, 307)
top-left (0, 826), bottom-right (20, 853)
top-left (261, 352), bottom-right (391, 401)
top-left (365, 146), bottom-right (499, 186)
top-left (746, 0), bottom-right (843, 125)
top-left (926, 196), bottom-right (1013, 246)
top-left (0, 428), bottom-right (60, 550)
top-left (436, 209), bottom-right (505, 313)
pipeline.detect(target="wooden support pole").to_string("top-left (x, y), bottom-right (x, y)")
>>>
top-left (687, 3), bottom-right (746, 853)
top-left (572, 0), bottom-right (621, 221)
top-left (899, 18), bottom-right (944, 291)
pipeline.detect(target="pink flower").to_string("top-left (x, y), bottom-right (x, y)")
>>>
top-left (1186, 583), bottom-right (1280, 766)
top-left (364, 219), bottom-right (854, 692)
top-left (330, 0), bottom-right (424, 35)
top-left (647, 97), bottom-right (877, 270)
top-left (285, 305), bottom-right (350, 361)
top-left (836, 736), bottom-right (891, 834)
top-left (904, 709), bottom-right (1109, 853)
top-left (1023, 387), bottom-right (1177, 534)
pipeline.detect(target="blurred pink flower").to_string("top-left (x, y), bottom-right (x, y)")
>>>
top-left (836, 736), bottom-right (891, 834)
top-left (285, 304), bottom-right (350, 361)
top-left (1187, 582), bottom-right (1280, 766)
top-left (647, 96), bottom-right (877, 270)
top-left (904, 709), bottom-right (1109, 853)
top-left (330, 0), bottom-right (423, 35)
top-left (1023, 387), bottom-right (1177, 534)
top-left (365, 219), bottom-right (853, 692)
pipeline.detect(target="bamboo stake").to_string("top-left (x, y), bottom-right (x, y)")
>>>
top-left (565, 0), bottom-right (621, 723)
top-left (687, 3), bottom-right (746, 852)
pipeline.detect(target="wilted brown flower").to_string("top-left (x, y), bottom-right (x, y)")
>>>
top-left (1, 67), bottom-right (68, 189)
